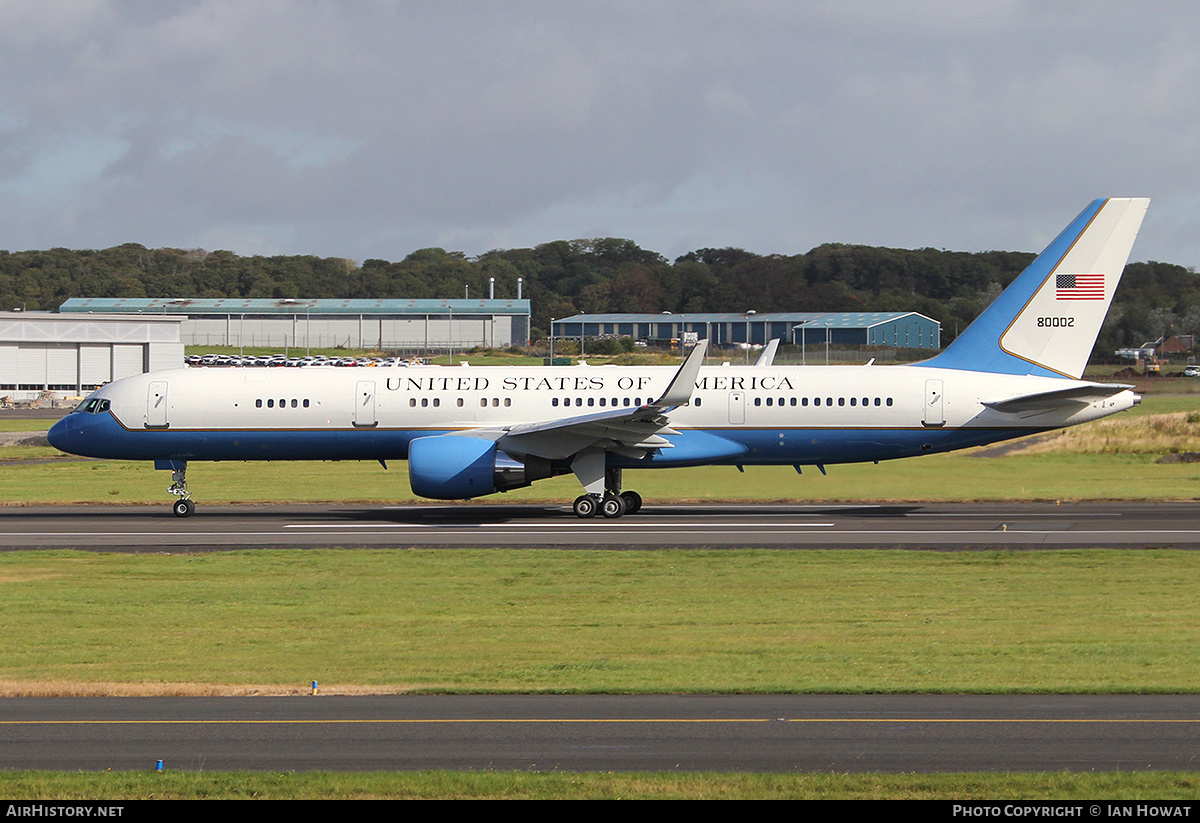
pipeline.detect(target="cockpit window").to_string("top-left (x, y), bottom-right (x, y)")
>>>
top-left (73, 398), bottom-right (110, 414)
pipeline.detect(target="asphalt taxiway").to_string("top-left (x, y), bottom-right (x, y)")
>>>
top-left (4, 500), bottom-right (1197, 775)
top-left (1, 500), bottom-right (1198, 551)
top-left (3, 694), bottom-right (1199, 772)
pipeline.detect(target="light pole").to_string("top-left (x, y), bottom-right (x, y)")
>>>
top-left (744, 310), bottom-right (756, 364)
top-left (792, 321), bottom-right (811, 366)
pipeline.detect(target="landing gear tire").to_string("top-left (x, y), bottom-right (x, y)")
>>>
top-left (573, 494), bottom-right (599, 519)
top-left (601, 494), bottom-right (626, 519)
top-left (619, 490), bottom-right (642, 515)
top-left (172, 498), bottom-right (195, 518)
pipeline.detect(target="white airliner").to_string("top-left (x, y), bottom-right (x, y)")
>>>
top-left (49, 197), bottom-right (1149, 518)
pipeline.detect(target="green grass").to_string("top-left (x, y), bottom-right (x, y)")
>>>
top-left (1, 549), bottom-right (1197, 694)
top-left (2, 770), bottom-right (1199, 799)
top-left (4, 451), bottom-right (1200, 505)
top-left (0, 419), bottom-right (58, 432)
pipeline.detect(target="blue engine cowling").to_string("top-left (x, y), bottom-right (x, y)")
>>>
top-left (408, 435), bottom-right (552, 499)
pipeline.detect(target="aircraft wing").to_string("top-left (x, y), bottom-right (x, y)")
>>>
top-left (494, 340), bottom-right (708, 460)
top-left (981, 382), bottom-right (1134, 414)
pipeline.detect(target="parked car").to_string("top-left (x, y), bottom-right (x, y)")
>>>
top-left (1183, 365), bottom-right (1200, 377)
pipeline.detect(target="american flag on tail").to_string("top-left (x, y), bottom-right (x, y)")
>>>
top-left (1055, 273), bottom-right (1105, 300)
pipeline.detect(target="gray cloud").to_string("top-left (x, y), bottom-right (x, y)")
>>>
top-left (0, 1), bottom-right (1195, 269)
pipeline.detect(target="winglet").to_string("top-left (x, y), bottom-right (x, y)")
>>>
top-left (652, 339), bottom-right (708, 409)
top-left (754, 338), bottom-right (780, 366)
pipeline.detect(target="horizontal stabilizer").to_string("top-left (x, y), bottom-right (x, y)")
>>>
top-left (982, 383), bottom-right (1133, 414)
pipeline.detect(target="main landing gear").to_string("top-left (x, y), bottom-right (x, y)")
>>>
top-left (165, 461), bottom-right (195, 518)
top-left (569, 452), bottom-right (642, 518)
top-left (572, 490), bottom-right (642, 519)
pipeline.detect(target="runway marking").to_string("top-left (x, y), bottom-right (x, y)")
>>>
top-left (283, 522), bottom-right (839, 529)
top-left (2, 717), bottom-right (1198, 725)
top-left (11, 535), bottom-right (1200, 542)
top-left (909, 512), bottom-right (1123, 518)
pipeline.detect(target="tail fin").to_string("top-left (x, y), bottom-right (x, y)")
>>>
top-left (925, 197), bottom-right (1149, 379)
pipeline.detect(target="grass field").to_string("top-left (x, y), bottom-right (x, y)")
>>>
top-left (4, 449), bottom-right (1200, 506)
top-left (0, 548), bottom-right (1196, 694)
top-left (2, 770), bottom-right (1199, 800)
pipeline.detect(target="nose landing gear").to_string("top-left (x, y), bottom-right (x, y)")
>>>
top-left (163, 460), bottom-right (195, 517)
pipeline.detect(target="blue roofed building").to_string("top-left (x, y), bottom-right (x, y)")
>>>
top-left (550, 312), bottom-right (940, 350)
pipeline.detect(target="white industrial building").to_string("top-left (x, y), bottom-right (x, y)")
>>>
top-left (0, 312), bottom-right (184, 405)
top-left (58, 297), bottom-right (532, 352)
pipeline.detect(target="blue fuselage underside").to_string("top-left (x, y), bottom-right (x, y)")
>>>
top-left (50, 411), bottom-right (1041, 468)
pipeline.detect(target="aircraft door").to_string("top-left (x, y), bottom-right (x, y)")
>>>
top-left (146, 381), bottom-right (169, 428)
top-left (728, 391), bottom-right (745, 425)
top-left (923, 379), bottom-right (945, 427)
top-left (354, 380), bottom-right (377, 428)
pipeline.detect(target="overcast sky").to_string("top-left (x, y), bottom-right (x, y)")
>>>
top-left (1, 1), bottom-right (1196, 271)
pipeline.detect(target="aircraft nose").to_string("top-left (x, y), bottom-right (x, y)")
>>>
top-left (47, 413), bottom-right (88, 455)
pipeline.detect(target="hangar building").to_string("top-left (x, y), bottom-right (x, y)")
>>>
top-left (0, 312), bottom-right (184, 405)
top-left (58, 297), bottom-right (532, 352)
top-left (551, 311), bottom-right (941, 349)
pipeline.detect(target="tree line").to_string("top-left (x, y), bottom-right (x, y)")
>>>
top-left (1, 238), bottom-right (1195, 355)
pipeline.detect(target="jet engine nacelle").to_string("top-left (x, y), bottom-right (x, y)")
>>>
top-left (408, 435), bottom-right (552, 500)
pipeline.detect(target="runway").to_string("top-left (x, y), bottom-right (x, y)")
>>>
top-left (4, 501), bottom-right (1197, 776)
top-left (3, 694), bottom-right (1199, 772)
top-left (1, 500), bottom-right (1199, 551)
